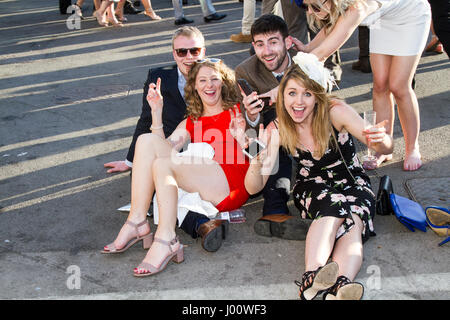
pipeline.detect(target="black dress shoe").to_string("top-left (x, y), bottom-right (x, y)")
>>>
top-left (174, 16), bottom-right (194, 25)
top-left (196, 220), bottom-right (229, 252)
top-left (182, 0), bottom-right (188, 4)
top-left (204, 13), bottom-right (226, 23)
top-left (124, 0), bottom-right (142, 14)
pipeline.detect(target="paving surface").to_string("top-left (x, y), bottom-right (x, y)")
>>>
top-left (0, 0), bottom-right (449, 301)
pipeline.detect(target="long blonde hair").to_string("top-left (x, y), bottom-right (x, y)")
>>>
top-left (184, 60), bottom-right (241, 120)
top-left (276, 64), bottom-right (337, 158)
top-left (307, 0), bottom-right (360, 34)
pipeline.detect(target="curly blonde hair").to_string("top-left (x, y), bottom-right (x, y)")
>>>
top-left (276, 64), bottom-right (338, 158)
top-left (184, 60), bottom-right (241, 120)
top-left (307, 0), bottom-right (360, 34)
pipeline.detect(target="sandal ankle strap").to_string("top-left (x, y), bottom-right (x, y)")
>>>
top-left (125, 219), bottom-right (149, 235)
top-left (294, 269), bottom-right (316, 293)
top-left (153, 236), bottom-right (180, 252)
top-left (327, 275), bottom-right (352, 296)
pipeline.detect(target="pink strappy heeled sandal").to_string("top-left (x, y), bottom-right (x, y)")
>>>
top-left (133, 236), bottom-right (184, 277)
top-left (102, 220), bottom-right (153, 254)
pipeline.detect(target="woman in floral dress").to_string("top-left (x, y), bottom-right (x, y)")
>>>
top-left (242, 53), bottom-right (393, 300)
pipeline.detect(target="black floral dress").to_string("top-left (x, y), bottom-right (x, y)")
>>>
top-left (292, 128), bottom-right (376, 243)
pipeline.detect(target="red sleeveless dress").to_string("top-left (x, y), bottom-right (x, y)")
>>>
top-left (185, 104), bottom-right (250, 212)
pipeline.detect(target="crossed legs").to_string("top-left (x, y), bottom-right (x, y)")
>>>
top-left (108, 133), bottom-right (230, 272)
top-left (371, 53), bottom-right (423, 171)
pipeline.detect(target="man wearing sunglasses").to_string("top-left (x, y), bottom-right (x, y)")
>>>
top-left (104, 27), bottom-right (229, 252)
top-left (235, 14), bottom-right (312, 241)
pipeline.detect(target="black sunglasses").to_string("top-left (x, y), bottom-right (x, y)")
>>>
top-left (174, 47), bottom-right (203, 57)
top-left (301, 0), bottom-right (328, 13)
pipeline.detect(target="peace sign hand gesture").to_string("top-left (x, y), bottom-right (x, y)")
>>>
top-left (146, 77), bottom-right (163, 115)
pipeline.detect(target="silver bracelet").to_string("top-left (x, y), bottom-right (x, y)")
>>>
top-left (150, 124), bottom-right (163, 130)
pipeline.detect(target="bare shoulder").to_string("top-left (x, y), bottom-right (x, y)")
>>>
top-left (329, 99), bottom-right (355, 131)
top-left (329, 99), bottom-right (350, 115)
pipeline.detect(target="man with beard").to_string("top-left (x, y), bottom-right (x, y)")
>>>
top-left (235, 14), bottom-right (311, 240)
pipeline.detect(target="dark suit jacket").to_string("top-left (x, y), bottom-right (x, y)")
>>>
top-left (235, 49), bottom-right (297, 127)
top-left (126, 65), bottom-right (187, 163)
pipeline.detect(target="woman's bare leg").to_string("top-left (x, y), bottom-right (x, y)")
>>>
top-left (141, 0), bottom-right (161, 20)
top-left (93, 0), bottom-right (101, 10)
top-left (304, 217), bottom-right (344, 272)
top-left (105, 1), bottom-right (122, 25)
top-left (331, 214), bottom-right (364, 281)
top-left (389, 54), bottom-right (423, 171)
top-left (105, 134), bottom-right (174, 250)
top-left (371, 53), bottom-right (394, 166)
top-left (114, 0), bottom-right (126, 21)
top-left (94, 0), bottom-right (110, 25)
top-left (135, 156), bottom-right (230, 272)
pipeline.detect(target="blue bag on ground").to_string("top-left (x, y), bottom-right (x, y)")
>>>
top-left (389, 194), bottom-right (427, 232)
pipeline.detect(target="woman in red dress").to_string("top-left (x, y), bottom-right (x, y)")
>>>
top-left (103, 59), bottom-right (250, 277)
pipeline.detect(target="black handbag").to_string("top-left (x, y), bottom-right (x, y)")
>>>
top-left (376, 175), bottom-right (394, 215)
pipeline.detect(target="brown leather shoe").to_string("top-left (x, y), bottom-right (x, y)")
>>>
top-left (197, 220), bottom-right (228, 252)
top-left (254, 214), bottom-right (311, 240)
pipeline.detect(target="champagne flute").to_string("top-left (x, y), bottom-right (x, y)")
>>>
top-left (362, 110), bottom-right (377, 170)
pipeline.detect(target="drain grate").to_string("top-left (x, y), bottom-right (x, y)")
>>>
top-left (404, 177), bottom-right (450, 209)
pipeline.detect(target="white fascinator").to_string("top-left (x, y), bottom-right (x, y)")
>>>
top-left (291, 52), bottom-right (336, 92)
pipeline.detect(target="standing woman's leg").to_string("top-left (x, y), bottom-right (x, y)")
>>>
top-left (371, 53), bottom-right (394, 166)
top-left (388, 54), bottom-right (423, 171)
top-left (105, 1), bottom-right (123, 26)
top-left (94, 0), bottom-right (110, 25)
top-left (141, 0), bottom-right (161, 20)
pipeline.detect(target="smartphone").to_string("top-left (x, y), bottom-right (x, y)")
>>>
top-left (237, 78), bottom-right (255, 95)
top-left (237, 78), bottom-right (270, 110)
top-left (242, 139), bottom-right (266, 159)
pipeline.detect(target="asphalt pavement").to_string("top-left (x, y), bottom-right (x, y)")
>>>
top-left (0, 0), bottom-right (449, 301)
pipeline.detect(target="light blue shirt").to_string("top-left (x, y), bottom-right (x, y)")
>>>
top-left (177, 67), bottom-right (187, 101)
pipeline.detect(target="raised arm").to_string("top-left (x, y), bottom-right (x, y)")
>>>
top-left (146, 77), bottom-right (190, 151)
top-left (329, 100), bottom-right (393, 155)
top-left (244, 122), bottom-right (280, 195)
top-left (146, 77), bottom-right (166, 139)
top-left (166, 119), bottom-right (190, 152)
top-left (309, 1), bottom-right (379, 61)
